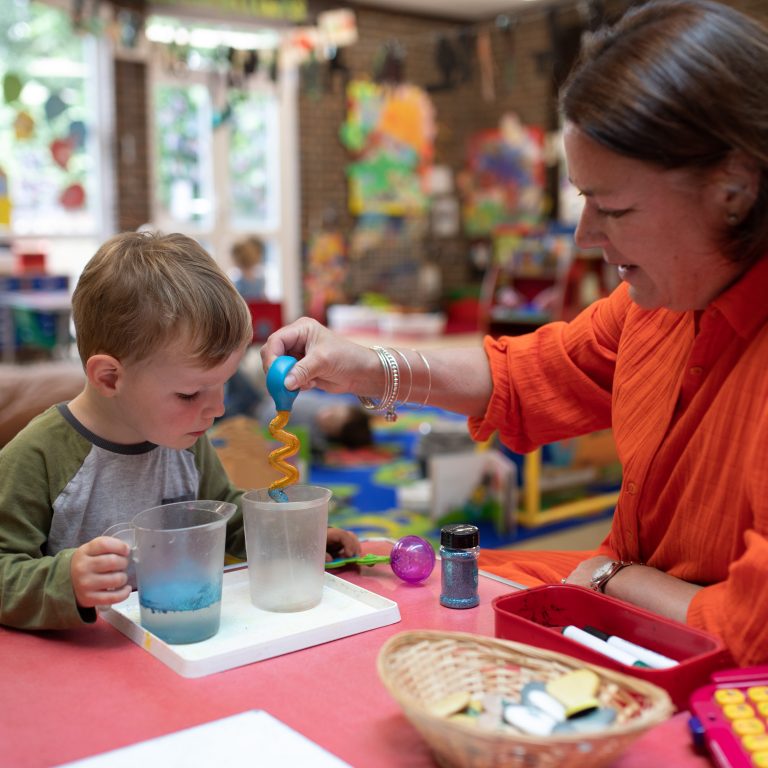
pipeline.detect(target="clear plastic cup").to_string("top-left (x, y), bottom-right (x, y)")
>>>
top-left (242, 485), bottom-right (331, 612)
top-left (105, 500), bottom-right (235, 644)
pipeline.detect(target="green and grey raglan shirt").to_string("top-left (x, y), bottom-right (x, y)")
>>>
top-left (0, 404), bottom-right (247, 630)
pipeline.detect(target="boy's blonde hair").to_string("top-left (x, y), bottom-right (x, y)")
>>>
top-left (72, 231), bottom-right (253, 367)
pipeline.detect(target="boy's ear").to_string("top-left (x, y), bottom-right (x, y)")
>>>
top-left (85, 354), bottom-right (124, 397)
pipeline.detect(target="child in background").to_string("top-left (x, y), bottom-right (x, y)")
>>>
top-left (0, 231), bottom-right (360, 631)
top-left (230, 235), bottom-right (266, 300)
top-left (225, 234), bottom-right (267, 415)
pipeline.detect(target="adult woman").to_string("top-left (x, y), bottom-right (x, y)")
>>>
top-left (262, 0), bottom-right (768, 666)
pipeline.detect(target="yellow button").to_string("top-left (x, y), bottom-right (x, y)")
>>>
top-left (716, 689), bottom-right (746, 705)
top-left (724, 703), bottom-right (756, 720)
top-left (690, 366), bottom-right (703, 376)
top-left (749, 687), bottom-right (768, 703)
top-left (752, 751), bottom-right (768, 767)
top-left (744, 734), bottom-right (768, 752)
top-left (626, 481), bottom-right (638, 495)
top-left (733, 719), bottom-right (765, 736)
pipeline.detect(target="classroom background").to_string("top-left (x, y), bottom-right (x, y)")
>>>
top-left (1, 0), bottom-right (763, 553)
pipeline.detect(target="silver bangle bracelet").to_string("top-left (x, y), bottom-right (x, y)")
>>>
top-left (374, 346), bottom-right (400, 421)
top-left (358, 346), bottom-right (401, 422)
top-left (414, 349), bottom-right (432, 408)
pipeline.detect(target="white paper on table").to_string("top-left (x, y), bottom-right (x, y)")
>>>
top-left (56, 710), bottom-right (351, 767)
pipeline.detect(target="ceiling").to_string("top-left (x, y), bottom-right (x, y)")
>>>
top-left (351, 0), bottom-right (556, 22)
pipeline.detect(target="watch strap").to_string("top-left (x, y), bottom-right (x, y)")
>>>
top-left (591, 560), bottom-right (634, 593)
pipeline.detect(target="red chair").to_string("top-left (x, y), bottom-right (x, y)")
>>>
top-left (246, 300), bottom-right (283, 344)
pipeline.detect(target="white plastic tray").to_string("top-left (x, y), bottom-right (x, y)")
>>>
top-left (101, 568), bottom-right (400, 678)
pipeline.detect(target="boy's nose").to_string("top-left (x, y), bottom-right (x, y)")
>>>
top-left (204, 388), bottom-right (226, 419)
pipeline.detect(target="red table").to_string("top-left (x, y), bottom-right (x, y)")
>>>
top-left (1, 558), bottom-right (709, 767)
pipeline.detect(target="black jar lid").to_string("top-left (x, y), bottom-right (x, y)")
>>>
top-left (441, 523), bottom-right (479, 548)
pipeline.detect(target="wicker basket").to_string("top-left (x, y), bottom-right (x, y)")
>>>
top-left (377, 630), bottom-right (674, 768)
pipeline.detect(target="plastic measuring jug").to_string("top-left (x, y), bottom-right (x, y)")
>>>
top-left (105, 500), bottom-right (235, 644)
top-left (242, 485), bottom-right (331, 612)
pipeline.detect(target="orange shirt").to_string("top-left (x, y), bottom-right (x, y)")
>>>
top-left (470, 256), bottom-right (768, 666)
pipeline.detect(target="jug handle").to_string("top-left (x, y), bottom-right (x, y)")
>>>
top-left (102, 522), bottom-right (136, 554)
top-left (97, 523), bottom-right (137, 611)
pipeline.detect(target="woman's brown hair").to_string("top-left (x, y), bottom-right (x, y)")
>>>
top-left (561, 0), bottom-right (768, 264)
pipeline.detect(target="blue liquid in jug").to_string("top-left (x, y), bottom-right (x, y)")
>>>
top-left (139, 580), bottom-right (221, 644)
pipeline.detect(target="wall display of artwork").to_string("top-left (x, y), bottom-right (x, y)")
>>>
top-left (339, 80), bottom-right (435, 216)
top-left (458, 113), bottom-right (546, 238)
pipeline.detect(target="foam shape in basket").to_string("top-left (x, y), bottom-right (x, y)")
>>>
top-left (376, 629), bottom-right (674, 768)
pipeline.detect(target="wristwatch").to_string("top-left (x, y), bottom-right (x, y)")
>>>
top-left (590, 560), bottom-right (633, 593)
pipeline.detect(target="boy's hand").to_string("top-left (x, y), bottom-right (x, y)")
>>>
top-left (326, 527), bottom-right (361, 562)
top-left (70, 536), bottom-right (132, 609)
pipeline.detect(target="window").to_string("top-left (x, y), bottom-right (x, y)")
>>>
top-left (148, 23), bottom-right (287, 301)
top-left (0, 1), bottom-right (113, 238)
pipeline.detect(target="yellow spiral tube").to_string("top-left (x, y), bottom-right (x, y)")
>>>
top-left (268, 410), bottom-right (300, 501)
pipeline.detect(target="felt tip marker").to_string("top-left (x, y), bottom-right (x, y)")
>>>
top-left (562, 625), bottom-right (650, 668)
top-left (583, 626), bottom-right (679, 670)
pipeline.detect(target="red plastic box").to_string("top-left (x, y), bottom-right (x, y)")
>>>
top-left (493, 584), bottom-right (733, 710)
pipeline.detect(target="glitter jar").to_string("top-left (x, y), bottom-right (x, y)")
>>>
top-left (439, 523), bottom-right (479, 609)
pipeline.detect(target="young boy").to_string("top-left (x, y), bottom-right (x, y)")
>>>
top-left (0, 231), bottom-right (360, 630)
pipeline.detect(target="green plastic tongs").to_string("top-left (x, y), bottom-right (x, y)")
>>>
top-left (325, 553), bottom-right (392, 570)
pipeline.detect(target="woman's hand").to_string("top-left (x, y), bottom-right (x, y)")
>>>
top-left (70, 536), bottom-right (132, 609)
top-left (260, 317), bottom-right (379, 396)
top-left (261, 316), bottom-right (494, 417)
top-left (561, 555), bottom-right (612, 589)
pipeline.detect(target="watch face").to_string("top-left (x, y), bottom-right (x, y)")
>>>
top-left (592, 562), bottom-right (613, 580)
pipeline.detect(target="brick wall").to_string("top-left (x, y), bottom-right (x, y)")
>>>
top-left (114, 59), bottom-right (151, 232)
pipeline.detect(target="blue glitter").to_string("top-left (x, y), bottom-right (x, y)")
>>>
top-left (439, 524), bottom-right (480, 609)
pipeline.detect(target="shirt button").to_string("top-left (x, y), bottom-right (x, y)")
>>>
top-left (626, 481), bottom-right (638, 495)
top-left (689, 366), bottom-right (703, 376)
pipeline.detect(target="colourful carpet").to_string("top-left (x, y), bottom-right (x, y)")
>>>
top-left (313, 409), bottom-right (617, 550)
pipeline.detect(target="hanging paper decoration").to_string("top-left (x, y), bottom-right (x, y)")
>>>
top-left (373, 40), bottom-right (405, 84)
top-left (51, 138), bottom-right (74, 169)
top-left (117, 10), bottom-right (142, 49)
top-left (476, 29), bottom-right (495, 102)
top-left (340, 80), bottom-right (435, 216)
top-left (0, 166), bottom-right (10, 228)
top-left (282, 27), bottom-right (319, 66)
top-left (317, 9), bottom-right (358, 47)
top-left (212, 102), bottom-right (233, 129)
top-left (303, 50), bottom-right (321, 98)
top-left (426, 35), bottom-right (458, 92)
top-left (326, 47), bottom-right (350, 92)
top-left (68, 120), bottom-right (87, 150)
top-left (459, 113), bottom-right (546, 237)
top-left (13, 111), bottom-right (35, 140)
top-left (59, 183), bottom-right (86, 209)
top-left (3, 72), bottom-right (23, 103)
top-left (44, 93), bottom-right (68, 122)
top-left (304, 229), bottom-right (348, 322)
